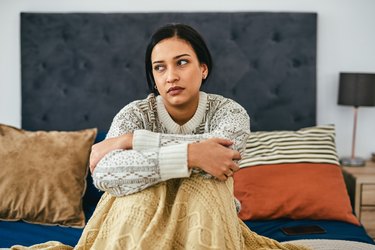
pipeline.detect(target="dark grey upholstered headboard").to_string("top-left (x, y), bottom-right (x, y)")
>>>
top-left (21, 12), bottom-right (317, 133)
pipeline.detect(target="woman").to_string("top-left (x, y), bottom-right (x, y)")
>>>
top-left (13, 24), bottom-right (308, 250)
top-left (80, 23), bottom-right (308, 250)
top-left (84, 23), bottom-right (251, 249)
top-left (89, 23), bottom-right (247, 199)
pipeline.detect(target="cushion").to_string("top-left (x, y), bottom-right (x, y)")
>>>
top-left (234, 125), bottom-right (360, 225)
top-left (239, 125), bottom-right (340, 168)
top-left (0, 124), bottom-right (97, 228)
top-left (234, 163), bottom-right (360, 225)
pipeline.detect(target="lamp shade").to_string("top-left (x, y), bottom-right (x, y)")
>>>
top-left (338, 73), bottom-right (375, 107)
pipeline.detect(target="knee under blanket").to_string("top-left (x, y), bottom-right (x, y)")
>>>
top-left (11, 175), bottom-right (309, 250)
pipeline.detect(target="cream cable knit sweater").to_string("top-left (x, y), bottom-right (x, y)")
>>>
top-left (92, 92), bottom-right (250, 197)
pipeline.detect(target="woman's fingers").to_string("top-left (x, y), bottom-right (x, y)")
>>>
top-left (232, 150), bottom-right (241, 161)
top-left (211, 137), bottom-right (233, 147)
top-left (231, 162), bottom-right (240, 173)
top-left (89, 133), bottom-right (133, 174)
top-left (187, 138), bottom-right (242, 181)
top-left (225, 169), bottom-right (233, 177)
top-left (89, 146), bottom-right (101, 173)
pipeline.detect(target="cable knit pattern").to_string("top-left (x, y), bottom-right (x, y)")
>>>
top-left (76, 175), bottom-right (309, 250)
top-left (11, 175), bottom-right (309, 250)
top-left (93, 92), bottom-right (250, 196)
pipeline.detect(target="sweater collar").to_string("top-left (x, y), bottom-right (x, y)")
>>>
top-left (156, 92), bottom-right (207, 134)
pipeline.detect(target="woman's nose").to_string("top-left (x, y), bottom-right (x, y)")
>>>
top-left (166, 68), bottom-right (179, 83)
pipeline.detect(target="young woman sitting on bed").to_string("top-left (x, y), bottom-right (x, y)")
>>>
top-left (12, 24), bottom-right (309, 250)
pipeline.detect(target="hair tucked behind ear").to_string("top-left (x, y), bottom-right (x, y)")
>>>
top-left (145, 23), bottom-right (213, 95)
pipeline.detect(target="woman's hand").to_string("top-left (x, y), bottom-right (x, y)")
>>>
top-left (89, 133), bottom-right (133, 174)
top-left (188, 138), bottom-right (241, 181)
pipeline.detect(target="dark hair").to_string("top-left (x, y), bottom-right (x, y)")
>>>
top-left (145, 23), bottom-right (213, 94)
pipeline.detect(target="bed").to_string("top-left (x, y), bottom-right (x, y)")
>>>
top-left (0, 12), bottom-right (374, 249)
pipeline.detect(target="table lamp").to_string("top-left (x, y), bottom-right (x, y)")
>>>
top-left (338, 72), bottom-right (375, 166)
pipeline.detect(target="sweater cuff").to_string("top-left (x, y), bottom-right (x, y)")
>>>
top-left (159, 143), bottom-right (191, 180)
top-left (133, 130), bottom-right (160, 151)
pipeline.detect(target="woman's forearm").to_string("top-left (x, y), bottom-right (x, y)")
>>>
top-left (92, 144), bottom-right (191, 196)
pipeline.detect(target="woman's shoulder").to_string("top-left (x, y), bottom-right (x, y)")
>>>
top-left (206, 92), bottom-right (246, 111)
top-left (113, 94), bottom-right (157, 119)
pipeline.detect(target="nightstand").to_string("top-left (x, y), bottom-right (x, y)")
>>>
top-left (342, 160), bottom-right (375, 239)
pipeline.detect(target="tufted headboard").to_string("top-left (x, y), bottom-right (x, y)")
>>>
top-left (21, 12), bottom-right (317, 133)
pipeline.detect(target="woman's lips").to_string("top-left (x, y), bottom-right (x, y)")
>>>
top-left (167, 86), bottom-right (185, 96)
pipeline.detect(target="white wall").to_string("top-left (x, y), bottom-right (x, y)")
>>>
top-left (1, 0), bottom-right (374, 159)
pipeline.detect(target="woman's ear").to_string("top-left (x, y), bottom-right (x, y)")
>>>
top-left (201, 64), bottom-right (208, 79)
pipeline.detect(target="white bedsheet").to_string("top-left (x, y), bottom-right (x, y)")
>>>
top-left (284, 239), bottom-right (375, 250)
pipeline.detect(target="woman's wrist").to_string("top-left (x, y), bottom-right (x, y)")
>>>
top-left (120, 133), bottom-right (133, 150)
top-left (187, 143), bottom-right (199, 169)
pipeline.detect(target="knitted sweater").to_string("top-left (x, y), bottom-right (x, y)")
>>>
top-left (92, 92), bottom-right (250, 196)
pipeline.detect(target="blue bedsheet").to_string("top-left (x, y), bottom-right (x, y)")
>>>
top-left (245, 218), bottom-right (375, 245)
top-left (0, 220), bottom-right (83, 247)
top-left (2, 217), bottom-right (374, 247)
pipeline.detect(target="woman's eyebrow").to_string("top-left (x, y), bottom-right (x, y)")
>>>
top-left (174, 53), bottom-right (191, 59)
top-left (152, 54), bottom-right (191, 64)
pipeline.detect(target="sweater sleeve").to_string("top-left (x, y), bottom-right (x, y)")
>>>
top-left (92, 101), bottom-right (191, 196)
top-left (133, 99), bottom-right (250, 154)
top-left (133, 99), bottom-right (250, 181)
top-left (93, 145), bottom-right (190, 196)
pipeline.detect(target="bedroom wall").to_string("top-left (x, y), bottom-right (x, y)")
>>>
top-left (1, 0), bottom-right (374, 159)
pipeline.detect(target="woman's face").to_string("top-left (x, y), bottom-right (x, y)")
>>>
top-left (151, 37), bottom-right (208, 111)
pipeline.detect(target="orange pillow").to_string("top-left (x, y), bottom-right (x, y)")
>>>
top-left (233, 163), bottom-right (360, 225)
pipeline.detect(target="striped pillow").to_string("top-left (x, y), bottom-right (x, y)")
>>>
top-left (239, 125), bottom-right (339, 168)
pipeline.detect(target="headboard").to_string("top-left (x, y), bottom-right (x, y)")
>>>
top-left (21, 12), bottom-right (317, 133)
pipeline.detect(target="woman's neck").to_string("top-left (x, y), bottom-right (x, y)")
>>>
top-left (156, 92), bottom-right (207, 134)
top-left (164, 99), bottom-right (199, 126)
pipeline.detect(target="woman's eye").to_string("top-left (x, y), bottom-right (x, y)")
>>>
top-left (153, 65), bottom-right (165, 72)
top-left (178, 59), bottom-right (188, 66)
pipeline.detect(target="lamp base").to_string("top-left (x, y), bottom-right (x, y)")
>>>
top-left (340, 157), bottom-right (365, 167)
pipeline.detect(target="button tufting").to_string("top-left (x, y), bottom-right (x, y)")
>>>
top-left (38, 62), bottom-right (47, 71)
top-left (293, 115), bottom-right (303, 123)
top-left (104, 86), bottom-right (111, 94)
top-left (232, 88), bottom-right (237, 96)
top-left (61, 88), bottom-right (68, 96)
top-left (231, 31), bottom-right (238, 41)
top-left (41, 114), bottom-right (49, 122)
top-left (103, 34), bottom-right (110, 43)
top-left (251, 60), bottom-right (259, 69)
top-left (273, 85), bottom-right (281, 96)
top-left (272, 32), bottom-right (281, 42)
top-left (78, 60), bottom-right (88, 70)
top-left (33, 81), bottom-right (41, 90)
top-left (292, 58), bottom-right (302, 68)
top-left (62, 30), bottom-right (70, 42)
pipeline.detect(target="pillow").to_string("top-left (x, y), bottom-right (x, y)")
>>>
top-left (234, 163), bottom-right (359, 225)
top-left (234, 125), bottom-right (360, 225)
top-left (239, 125), bottom-right (340, 168)
top-left (0, 124), bottom-right (97, 228)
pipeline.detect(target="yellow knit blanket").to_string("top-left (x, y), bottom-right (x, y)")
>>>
top-left (12, 175), bottom-right (309, 250)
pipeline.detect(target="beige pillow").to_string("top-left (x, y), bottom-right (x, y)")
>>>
top-left (0, 124), bottom-right (97, 228)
